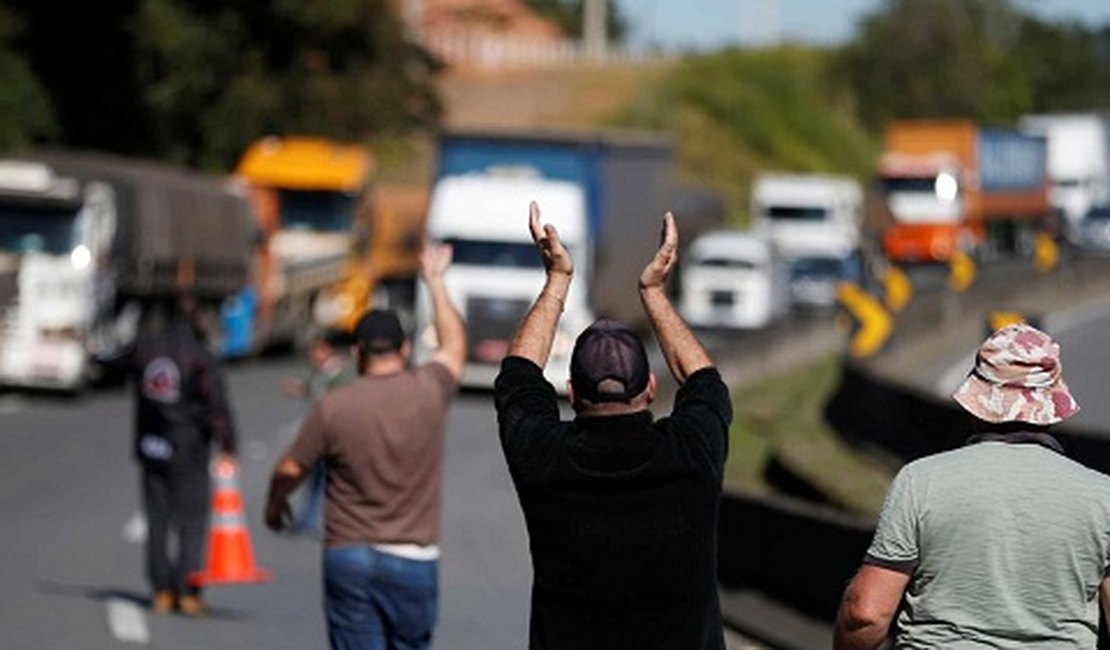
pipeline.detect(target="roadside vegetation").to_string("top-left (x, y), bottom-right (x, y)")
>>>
top-left (612, 47), bottom-right (877, 226)
top-left (724, 354), bottom-right (895, 517)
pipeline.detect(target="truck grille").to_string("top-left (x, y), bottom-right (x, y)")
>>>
top-left (710, 290), bottom-right (734, 307)
top-left (465, 296), bottom-right (531, 365)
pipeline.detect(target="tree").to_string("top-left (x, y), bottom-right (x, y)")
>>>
top-left (835, 0), bottom-right (1031, 128)
top-left (131, 0), bottom-right (442, 169)
top-left (4, 0), bottom-right (441, 169)
top-left (1015, 18), bottom-right (1110, 113)
top-left (0, 6), bottom-right (55, 150)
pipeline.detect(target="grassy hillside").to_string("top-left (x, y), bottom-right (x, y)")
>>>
top-left (612, 46), bottom-right (879, 226)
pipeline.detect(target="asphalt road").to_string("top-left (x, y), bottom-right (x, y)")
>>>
top-left (0, 356), bottom-right (538, 649)
top-left (3, 294), bottom-right (1100, 648)
top-left (929, 300), bottom-right (1110, 433)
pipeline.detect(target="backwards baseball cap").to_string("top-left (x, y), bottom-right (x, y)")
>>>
top-left (952, 323), bottom-right (1080, 425)
top-left (570, 319), bottom-right (650, 403)
top-left (353, 309), bottom-right (406, 354)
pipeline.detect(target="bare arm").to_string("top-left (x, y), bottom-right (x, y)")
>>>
top-left (1101, 574), bottom-right (1110, 642)
top-left (833, 564), bottom-right (910, 650)
top-left (508, 201), bottom-right (573, 368)
top-left (264, 455), bottom-right (308, 532)
top-left (639, 212), bottom-right (712, 384)
top-left (422, 243), bottom-right (466, 382)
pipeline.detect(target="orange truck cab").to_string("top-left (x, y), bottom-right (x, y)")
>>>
top-left (878, 121), bottom-right (1049, 263)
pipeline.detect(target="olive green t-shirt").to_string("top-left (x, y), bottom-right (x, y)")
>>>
top-left (289, 361), bottom-right (457, 548)
top-left (867, 439), bottom-right (1110, 649)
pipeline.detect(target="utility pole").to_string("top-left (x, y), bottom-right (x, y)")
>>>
top-left (583, 0), bottom-right (608, 61)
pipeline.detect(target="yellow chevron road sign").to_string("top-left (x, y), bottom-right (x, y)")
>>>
top-left (837, 282), bottom-right (893, 358)
top-left (883, 265), bottom-right (912, 313)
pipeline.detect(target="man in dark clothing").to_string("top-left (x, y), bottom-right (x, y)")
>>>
top-left (495, 203), bottom-right (732, 649)
top-left (130, 300), bottom-right (237, 616)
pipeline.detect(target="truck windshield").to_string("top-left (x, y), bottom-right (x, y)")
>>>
top-left (279, 190), bottom-right (356, 233)
top-left (696, 257), bottom-right (759, 270)
top-left (766, 206), bottom-right (828, 222)
top-left (0, 203), bottom-right (80, 255)
top-left (444, 239), bottom-right (543, 268)
top-left (792, 256), bottom-right (852, 278)
top-left (881, 177), bottom-right (938, 193)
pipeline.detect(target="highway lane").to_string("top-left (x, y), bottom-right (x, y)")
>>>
top-left (1051, 304), bottom-right (1110, 432)
top-left (0, 356), bottom-right (537, 649)
top-left (930, 300), bottom-right (1110, 434)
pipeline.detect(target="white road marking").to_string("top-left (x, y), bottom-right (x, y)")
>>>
top-left (106, 598), bottom-right (150, 644)
top-left (246, 439), bottom-right (269, 462)
top-left (122, 511), bottom-right (147, 545)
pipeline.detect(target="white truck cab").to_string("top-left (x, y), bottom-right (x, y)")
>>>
top-left (0, 160), bottom-right (116, 390)
top-left (679, 230), bottom-right (789, 330)
top-left (751, 174), bottom-right (863, 260)
top-left (417, 173), bottom-right (591, 391)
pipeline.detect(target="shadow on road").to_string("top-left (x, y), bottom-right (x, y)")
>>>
top-left (35, 580), bottom-right (255, 621)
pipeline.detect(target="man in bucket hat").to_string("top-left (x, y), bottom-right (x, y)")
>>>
top-left (835, 323), bottom-right (1110, 649)
top-left (494, 203), bottom-right (732, 649)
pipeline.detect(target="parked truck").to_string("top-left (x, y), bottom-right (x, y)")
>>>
top-left (0, 152), bottom-right (253, 391)
top-left (1018, 113), bottom-right (1110, 242)
top-left (220, 136), bottom-right (375, 356)
top-left (415, 129), bottom-right (721, 389)
top-left (876, 120), bottom-right (1050, 263)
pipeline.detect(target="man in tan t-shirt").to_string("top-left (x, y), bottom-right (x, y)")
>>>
top-left (265, 244), bottom-right (465, 650)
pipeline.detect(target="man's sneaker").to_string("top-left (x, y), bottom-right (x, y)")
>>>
top-left (178, 595), bottom-right (205, 617)
top-left (151, 591), bottom-right (174, 614)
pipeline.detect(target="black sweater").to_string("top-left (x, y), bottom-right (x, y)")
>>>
top-left (495, 356), bottom-right (732, 650)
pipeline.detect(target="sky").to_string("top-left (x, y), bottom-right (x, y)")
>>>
top-left (615, 0), bottom-right (1110, 51)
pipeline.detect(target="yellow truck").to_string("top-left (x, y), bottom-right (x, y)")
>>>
top-left (221, 136), bottom-right (426, 355)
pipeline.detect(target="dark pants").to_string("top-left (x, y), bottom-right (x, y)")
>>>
top-left (142, 466), bottom-right (210, 596)
top-left (324, 546), bottom-right (438, 650)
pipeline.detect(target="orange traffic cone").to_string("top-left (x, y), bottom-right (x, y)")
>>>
top-left (190, 458), bottom-right (271, 586)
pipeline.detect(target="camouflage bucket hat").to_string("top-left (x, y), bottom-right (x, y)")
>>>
top-left (953, 323), bottom-right (1079, 425)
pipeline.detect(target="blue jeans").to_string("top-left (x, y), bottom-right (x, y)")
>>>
top-left (324, 545), bottom-right (438, 650)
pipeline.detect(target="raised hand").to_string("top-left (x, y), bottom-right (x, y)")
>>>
top-left (528, 201), bottom-right (573, 277)
top-left (640, 212), bottom-right (678, 290)
top-left (420, 242), bottom-right (453, 283)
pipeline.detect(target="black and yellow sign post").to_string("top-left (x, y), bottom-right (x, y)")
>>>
top-left (1033, 233), bottom-right (1059, 273)
top-left (883, 264), bottom-right (913, 313)
top-left (837, 282), bottom-right (893, 359)
top-left (948, 250), bottom-right (976, 293)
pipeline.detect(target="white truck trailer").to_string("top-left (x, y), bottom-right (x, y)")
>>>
top-left (1018, 113), bottom-right (1110, 241)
